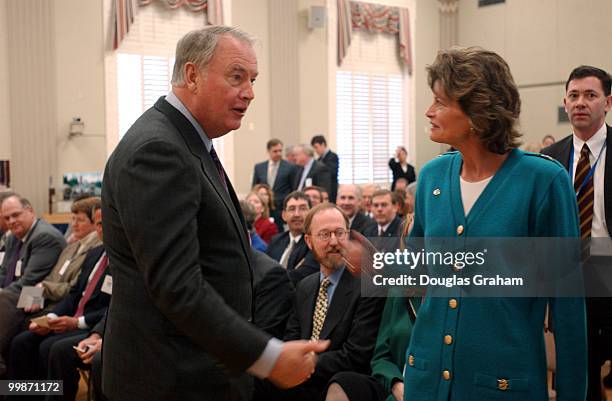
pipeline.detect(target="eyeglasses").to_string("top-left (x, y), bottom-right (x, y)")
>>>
top-left (314, 228), bottom-right (348, 241)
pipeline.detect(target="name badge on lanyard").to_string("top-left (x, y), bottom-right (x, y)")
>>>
top-left (569, 141), bottom-right (607, 195)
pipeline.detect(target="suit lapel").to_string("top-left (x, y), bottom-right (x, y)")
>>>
top-left (154, 98), bottom-right (251, 261)
top-left (557, 135), bottom-right (573, 170)
top-left (319, 269), bottom-right (353, 339)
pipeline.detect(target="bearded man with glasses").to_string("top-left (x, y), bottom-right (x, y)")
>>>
top-left (253, 203), bottom-right (385, 401)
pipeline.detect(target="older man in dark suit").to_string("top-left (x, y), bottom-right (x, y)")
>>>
top-left (254, 203), bottom-right (384, 401)
top-left (252, 138), bottom-right (299, 213)
top-left (542, 65), bottom-right (612, 400)
top-left (102, 26), bottom-right (326, 401)
top-left (0, 194), bottom-right (66, 376)
top-left (336, 184), bottom-right (375, 235)
top-left (294, 144), bottom-right (332, 195)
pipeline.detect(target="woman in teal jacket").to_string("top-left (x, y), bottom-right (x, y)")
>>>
top-left (404, 47), bottom-right (587, 401)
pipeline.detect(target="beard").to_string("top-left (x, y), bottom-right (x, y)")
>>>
top-left (312, 244), bottom-right (345, 270)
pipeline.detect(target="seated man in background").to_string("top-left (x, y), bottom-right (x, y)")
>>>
top-left (363, 190), bottom-right (402, 237)
top-left (303, 186), bottom-right (324, 207)
top-left (0, 190), bottom-right (16, 253)
top-left (0, 194), bottom-right (66, 376)
top-left (254, 203), bottom-right (384, 401)
top-left (336, 184), bottom-right (374, 235)
top-left (266, 191), bottom-right (311, 271)
top-left (7, 204), bottom-right (110, 391)
top-left (360, 184), bottom-right (380, 219)
top-left (0, 197), bottom-right (100, 377)
top-left (47, 313), bottom-right (107, 401)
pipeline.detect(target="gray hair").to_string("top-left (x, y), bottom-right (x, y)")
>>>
top-left (338, 184), bottom-right (362, 199)
top-left (171, 26), bottom-right (256, 86)
top-left (406, 182), bottom-right (417, 197)
top-left (294, 144), bottom-right (314, 158)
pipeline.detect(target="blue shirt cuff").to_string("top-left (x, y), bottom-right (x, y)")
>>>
top-left (247, 337), bottom-right (283, 378)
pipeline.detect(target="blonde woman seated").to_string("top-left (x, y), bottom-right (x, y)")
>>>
top-left (246, 191), bottom-right (278, 244)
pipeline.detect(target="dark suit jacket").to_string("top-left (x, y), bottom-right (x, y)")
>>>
top-left (319, 151), bottom-right (339, 202)
top-left (265, 231), bottom-right (309, 271)
top-left (541, 125), bottom-right (612, 237)
top-left (350, 212), bottom-right (375, 235)
top-left (252, 159), bottom-right (299, 211)
top-left (297, 160), bottom-right (332, 194)
top-left (284, 269), bottom-right (384, 391)
top-left (102, 97), bottom-right (270, 401)
top-left (388, 158), bottom-right (416, 191)
top-left (287, 252), bottom-right (319, 285)
top-left (363, 216), bottom-right (403, 237)
top-left (0, 219), bottom-right (66, 294)
top-left (251, 250), bottom-right (294, 338)
top-left (52, 245), bottom-right (110, 327)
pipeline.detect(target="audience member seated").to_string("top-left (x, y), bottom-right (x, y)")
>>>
top-left (266, 191), bottom-right (311, 270)
top-left (246, 191), bottom-right (278, 244)
top-left (253, 183), bottom-right (283, 232)
top-left (303, 185), bottom-right (324, 207)
top-left (251, 249), bottom-right (294, 338)
top-left (7, 204), bottom-right (111, 389)
top-left (363, 190), bottom-right (402, 237)
top-left (326, 296), bottom-right (418, 401)
top-left (0, 197), bottom-right (100, 376)
top-left (0, 194), bottom-right (66, 376)
top-left (393, 190), bottom-right (407, 219)
top-left (321, 189), bottom-right (330, 203)
top-left (0, 190), bottom-right (16, 253)
top-left (336, 185), bottom-right (374, 235)
top-left (39, 197), bottom-right (102, 306)
top-left (47, 313), bottom-right (107, 401)
top-left (541, 134), bottom-right (556, 148)
top-left (239, 200), bottom-right (267, 252)
top-left (393, 178), bottom-right (409, 193)
top-left (361, 184), bottom-right (380, 219)
top-left (253, 203), bottom-right (384, 401)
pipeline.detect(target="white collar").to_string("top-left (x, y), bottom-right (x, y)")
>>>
top-left (573, 123), bottom-right (607, 159)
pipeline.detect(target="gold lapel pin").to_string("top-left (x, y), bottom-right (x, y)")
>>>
top-left (433, 188), bottom-right (441, 196)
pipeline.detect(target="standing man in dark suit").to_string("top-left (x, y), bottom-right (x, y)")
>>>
top-left (254, 203), bottom-right (384, 401)
top-left (336, 184), bottom-right (375, 235)
top-left (252, 138), bottom-right (299, 216)
top-left (101, 26), bottom-right (326, 401)
top-left (294, 144), bottom-right (332, 195)
top-left (363, 190), bottom-right (402, 237)
top-left (311, 135), bottom-right (339, 202)
top-left (542, 65), bottom-right (611, 400)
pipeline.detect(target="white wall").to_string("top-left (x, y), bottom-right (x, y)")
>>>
top-left (231, 0), bottom-right (272, 195)
top-left (457, 0), bottom-right (612, 146)
top-left (54, 0), bottom-right (107, 189)
top-left (0, 0), bottom-right (11, 160)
